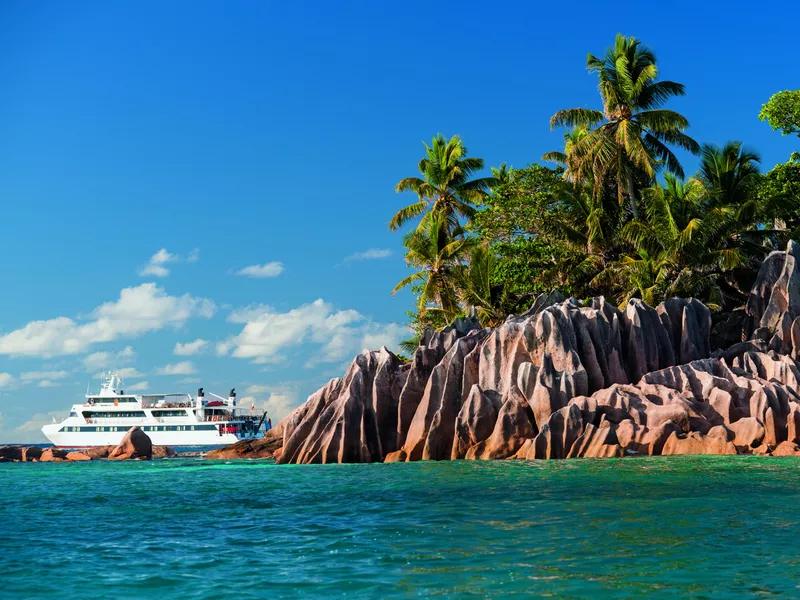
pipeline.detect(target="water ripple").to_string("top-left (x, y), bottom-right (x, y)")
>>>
top-left (2, 455), bottom-right (800, 598)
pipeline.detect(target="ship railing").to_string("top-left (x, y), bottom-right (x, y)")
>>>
top-left (141, 402), bottom-right (196, 409)
top-left (83, 418), bottom-right (151, 425)
top-left (82, 417), bottom-right (199, 425)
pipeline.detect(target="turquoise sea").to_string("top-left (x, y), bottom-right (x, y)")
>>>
top-left (2, 456), bottom-right (799, 599)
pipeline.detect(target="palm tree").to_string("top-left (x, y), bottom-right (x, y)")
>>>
top-left (542, 126), bottom-right (591, 183)
top-left (391, 134), bottom-right (496, 233)
top-left (622, 173), bottom-right (704, 264)
top-left (550, 34), bottom-right (700, 214)
top-left (599, 247), bottom-right (673, 307)
top-left (454, 245), bottom-right (520, 327)
top-left (690, 142), bottom-right (762, 271)
top-left (392, 214), bottom-right (474, 324)
top-left (615, 145), bottom-right (764, 308)
top-left (491, 162), bottom-right (512, 186)
top-left (697, 141), bottom-right (761, 208)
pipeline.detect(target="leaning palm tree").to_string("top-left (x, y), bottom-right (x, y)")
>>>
top-left (550, 34), bottom-right (700, 214)
top-left (391, 134), bottom-right (496, 233)
top-left (392, 214), bottom-right (474, 324)
top-left (454, 245), bottom-right (520, 327)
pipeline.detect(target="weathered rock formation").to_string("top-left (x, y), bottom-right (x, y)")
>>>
top-left (109, 426), bottom-right (153, 459)
top-left (205, 425), bottom-right (284, 459)
top-left (0, 429), bottom-right (175, 462)
top-left (215, 242), bottom-right (800, 464)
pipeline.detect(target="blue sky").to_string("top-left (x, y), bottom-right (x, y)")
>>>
top-left (1, 0), bottom-right (797, 441)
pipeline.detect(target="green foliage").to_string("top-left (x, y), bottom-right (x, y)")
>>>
top-left (761, 153), bottom-right (800, 235)
top-left (391, 134), bottom-right (497, 233)
top-left (471, 163), bottom-right (585, 297)
top-left (388, 39), bottom-right (800, 353)
top-left (759, 91), bottom-right (800, 137)
top-left (550, 34), bottom-right (699, 214)
top-left (392, 214), bottom-right (475, 326)
top-left (454, 245), bottom-right (525, 327)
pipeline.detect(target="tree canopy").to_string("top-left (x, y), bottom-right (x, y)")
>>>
top-left (759, 90), bottom-right (800, 137)
top-left (388, 35), bottom-right (800, 342)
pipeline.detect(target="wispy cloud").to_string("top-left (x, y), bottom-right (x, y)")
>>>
top-left (155, 361), bottom-right (197, 376)
top-left (344, 248), bottom-right (392, 262)
top-left (0, 373), bottom-right (15, 389)
top-left (82, 346), bottom-right (136, 372)
top-left (20, 371), bottom-right (71, 389)
top-left (138, 249), bottom-right (180, 277)
top-left (138, 248), bottom-right (200, 277)
top-left (173, 339), bottom-right (209, 356)
top-left (20, 370), bottom-right (70, 382)
top-left (236, 262), bottom-right (284, 278)
top-left (127, 381), bottom-right (149, 392)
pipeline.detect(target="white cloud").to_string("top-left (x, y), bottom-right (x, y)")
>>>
top-left (0, 373), bottom-right (15, 389)
top-left (82, 346), bottom-right (136, 371)
top-left (187, 248), bottom-right (200, 263)
top-left (118, 367), bottom-right (144, 379)
top-left (227, 304), bottom-right (273, 324)
top-left (127, 381), bottom-right (149, 392)
top-left (344, 248), bottom-right (392, 262)
top-left (16, 411), bottom-right (68, 433)
top-left (37, 380), bottom-right (64, 388)
top-left (0, 410), bottom-right (69, 443)
top-left (155, 361), bottom-right (197, 376)
top-left (138, 248), bottom-right (180, 277)
top-left (217, 299), bottom-right (409, 365)
top-left (173, 339), bottom-right (209, 356)
top-left (236, 262), bottom-right (284, 278)
top-left (240, 384), bottom-right (300, 422)
top-left (0, 284), bottom-right (215, 358)
top-left (244, 384), bottom-right (270, 395)
top-left (20, 370), bottom-right (69, 382)
top-left (20, 371), bottom-right (71, 389)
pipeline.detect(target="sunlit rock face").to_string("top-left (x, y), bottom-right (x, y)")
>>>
top-left (270, 243), bottom-right (800, 463)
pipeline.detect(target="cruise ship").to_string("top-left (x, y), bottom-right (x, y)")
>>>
top-left (41, 372), bottom-right (270, 447)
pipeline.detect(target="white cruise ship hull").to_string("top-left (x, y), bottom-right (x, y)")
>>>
top-left (42, 423), bottom-right (246, 447)
top-left (41, 373), bottom-right (269, 449)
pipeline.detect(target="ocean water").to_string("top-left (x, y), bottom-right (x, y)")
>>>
top-left (2, 456), bottom-right (799, 599)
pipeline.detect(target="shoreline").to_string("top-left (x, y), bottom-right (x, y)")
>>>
top-left (214, 242), bottom-right (800, 465)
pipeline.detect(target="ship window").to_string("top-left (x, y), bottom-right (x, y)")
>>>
top-left (83, 411), bottom-right (146, 419)
top-left (69, 411), bottom-right (78, 417)
top-left (151, 410), bottom-right (189, 417)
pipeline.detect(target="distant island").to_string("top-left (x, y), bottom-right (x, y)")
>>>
top-left (212, 35), bottom-right (800, 465)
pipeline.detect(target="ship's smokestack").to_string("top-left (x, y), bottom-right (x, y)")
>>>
top-left (228, 388), bottom-right (236, 408)
top-left (196, 387), bottom-right (205, 419)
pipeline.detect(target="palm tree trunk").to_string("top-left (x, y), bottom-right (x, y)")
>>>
top-left (627, 178), bottom-right (639, 219)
